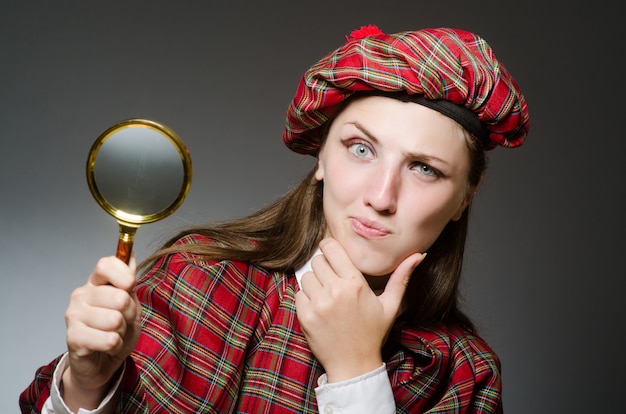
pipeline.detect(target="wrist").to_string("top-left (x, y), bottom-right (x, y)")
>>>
top-left (61, 366), bottom-right (114, 411)
top-left (325, 357), bottom-right (383, 383)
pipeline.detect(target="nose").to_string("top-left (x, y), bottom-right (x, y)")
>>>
top-left (364, 165), bottom-right (399, 214)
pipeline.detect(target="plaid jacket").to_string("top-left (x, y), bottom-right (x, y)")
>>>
top-left (20, 234), bottom-right (503, 413)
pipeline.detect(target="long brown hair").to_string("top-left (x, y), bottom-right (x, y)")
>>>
top-left (140, 168), bottom-right (325, 272)
top-left (141, 97), bottom-right (488, 331)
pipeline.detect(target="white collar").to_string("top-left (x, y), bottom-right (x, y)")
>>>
top-left (295, 248), bottom-right (385, 296)
top-left (294, 248), bottom-right (321, 288)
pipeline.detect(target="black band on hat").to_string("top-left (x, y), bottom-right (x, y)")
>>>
top-left (357, 91), bottom-right (490, 148)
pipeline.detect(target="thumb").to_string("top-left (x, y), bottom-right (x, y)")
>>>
top-left (380, 252), bottom-right (426, 318)
top-left (129, 253), bottom-right (137, 276)
top-left (128, 253), bottom-right (139, 295)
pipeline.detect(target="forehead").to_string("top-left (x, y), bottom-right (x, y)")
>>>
top-left (332, 96), bottom-right (470, 146)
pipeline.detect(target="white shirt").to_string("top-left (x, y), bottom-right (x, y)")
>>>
top-left (43, 251), bottom-right (395, 413)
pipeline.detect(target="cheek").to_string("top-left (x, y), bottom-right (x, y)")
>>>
top-left (322, 170), bottom-right (356, 211)
top-left (402, 189), bottom-right (465, 246)
top-left (320, 158), bottom-right (362, 201)
top-left (320, 163), bottom-right (366, 234)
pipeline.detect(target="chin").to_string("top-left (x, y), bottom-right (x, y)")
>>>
top-left (340, 242), bottom-right (389, 275)
top-left (355, 257), bottom-right (395, 276)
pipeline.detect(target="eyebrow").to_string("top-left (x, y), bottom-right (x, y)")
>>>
top-left (351, 121), bottom-right (451, 166)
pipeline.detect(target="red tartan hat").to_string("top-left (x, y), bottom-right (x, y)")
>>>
top-left (283, 25), bottom-right (529, 154)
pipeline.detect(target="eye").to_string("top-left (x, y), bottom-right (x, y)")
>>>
top-left (349, 142), bottom-right (374, 159)
top-left (411, 162), bottom-right (443, 178)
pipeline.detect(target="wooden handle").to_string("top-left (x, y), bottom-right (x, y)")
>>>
top-left (116, 238), bottom-right (133, 264)
top-left (116, 224), bottom-right (137, 264)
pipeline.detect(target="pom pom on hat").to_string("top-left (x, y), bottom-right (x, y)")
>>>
top-left (346, 24), bottom-right (385, 40)
top-left (283, 25), bottom-right (529, 154)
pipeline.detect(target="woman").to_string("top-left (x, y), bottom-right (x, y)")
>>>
top-left (20, 25), bottom-right (529, 413)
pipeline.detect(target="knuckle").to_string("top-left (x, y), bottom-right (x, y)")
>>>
top-left (313, 296), bottom-right (334, 315)
top-left (108, 289), bottom-right (130, 311)
top-left (69, 286), bottom-right (88, 302)
top-left (299, 309), bottom-right (319, 327)
top-left (94, 257), bottom-right (112, 274)
top-left (103, 332), bottom-right (122, 351)
top-left (311, 255), bottom-right (326, 267)
top-left (108, 311), bottom-right (125, 331)
top-left (65, 302), bottom-right (84, 323)
top-left (65, 327), bottom-right (80, 348)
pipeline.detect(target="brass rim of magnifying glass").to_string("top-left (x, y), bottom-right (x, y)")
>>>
top-left (85, 118), bottom-right (193, 228)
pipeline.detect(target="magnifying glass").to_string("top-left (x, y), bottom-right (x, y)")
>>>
top-left (86, 118), bottom-right (192, 264)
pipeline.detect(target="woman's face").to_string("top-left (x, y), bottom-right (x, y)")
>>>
top-left (316, 96), bottom-right (474, 277)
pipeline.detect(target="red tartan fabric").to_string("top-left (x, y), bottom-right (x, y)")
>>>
top-left (20, 234), bottom-right (503, 413)
top-left (283, 26), bottom-right (529, 154)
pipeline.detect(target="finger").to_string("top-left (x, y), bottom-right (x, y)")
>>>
top-left (93, 286), bottom-right (139, 328)
top-left (74, 284), bottom-right (133, 312)
top-left (67, 323), bottom-right (125, 356)
top-left (124, 289), bottom-right (141, 325)
top-left (299, 270), bottom-right (324, 299)
top-left (79, 306), bottom-right (128, 334)
top-left (294, 289), bottom-right (311, 321)
top-left (68, 287), bottom-right (132, 326)
top-left (316, 238), bottom-right (361, 281)
top-left (102, 288), bottom-right (139, 326)
top-left (380, 252), bottom-right (426, 316)
top-left (308, 254), bottom-right (333, 286)
top-left (89, 256), bottom-right (136, 292)
top-left (66, 303), bottom-right (127, 354)
top-left (128, 253), bottom-right (137, 282)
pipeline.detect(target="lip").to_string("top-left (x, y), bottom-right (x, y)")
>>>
top-left (351, 216), bottom-right (392, 239)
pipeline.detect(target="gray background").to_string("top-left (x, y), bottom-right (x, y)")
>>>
top-left (1, 1), bottom-right (623, 412)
